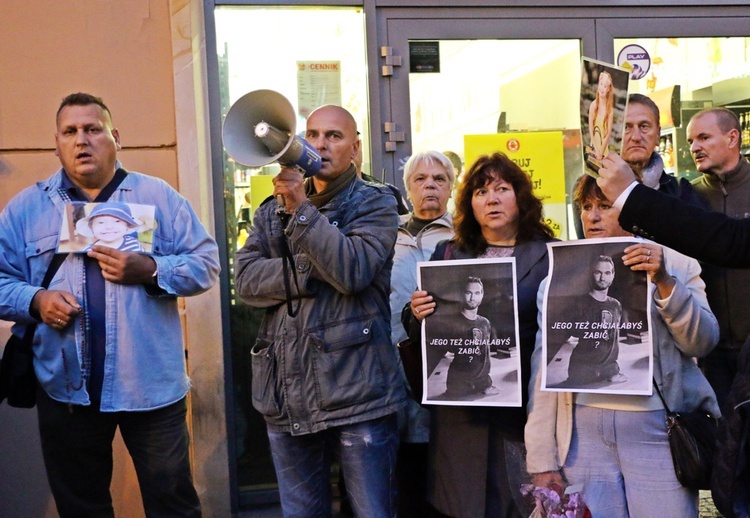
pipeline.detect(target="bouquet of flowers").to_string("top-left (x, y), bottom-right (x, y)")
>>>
top-left (520, 483), bottom-right (591, 518)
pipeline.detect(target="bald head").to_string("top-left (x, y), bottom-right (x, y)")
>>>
top-left (305, 105), bottom-right (360, 186)
top-left (308, 105), bottom-right (358, 134)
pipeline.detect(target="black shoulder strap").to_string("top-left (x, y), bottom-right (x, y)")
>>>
top-left (93, 168), bottom-right (129, 202)
top-left (279, 237), bottom-right (302, 318)
top-left (41, 254), bottom-right (67, 289)
top-left (652, 378), bottom-right (672, 414)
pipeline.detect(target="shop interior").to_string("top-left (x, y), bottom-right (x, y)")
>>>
top-left (213, 5), bottom-right (750, 505)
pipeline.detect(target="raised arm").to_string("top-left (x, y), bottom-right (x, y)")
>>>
top-left (619, 184), bottom-right (750, 268)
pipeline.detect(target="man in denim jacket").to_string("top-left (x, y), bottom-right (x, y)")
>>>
top-left (235, 105), bottom-right (405, 517)
top-left (0, 93), bottom-right (219, 517)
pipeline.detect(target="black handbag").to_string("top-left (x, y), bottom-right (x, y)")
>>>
top-left (0, 330), bottom-right (38, 407)
top-left (654, 379), bottom-right (718, 490)
top-left (0, 254), bottom-right (67, 408)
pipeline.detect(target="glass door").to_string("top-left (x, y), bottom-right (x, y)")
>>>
top-left (615, 35), bottom-right (750, 182)
top-left (377, 12), bottom-right (596, 239)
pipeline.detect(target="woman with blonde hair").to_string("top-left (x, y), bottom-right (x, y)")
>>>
top-left (588, 70), bottom-right (615, 160)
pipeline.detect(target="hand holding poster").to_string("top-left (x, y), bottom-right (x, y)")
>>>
top-left (417, 257), bottom-right (522, 407)
top-left (542, 238), bottom-right (653, 395)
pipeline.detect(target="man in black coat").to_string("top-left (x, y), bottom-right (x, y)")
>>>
top-left (596, 154), bottom-right (750, 267)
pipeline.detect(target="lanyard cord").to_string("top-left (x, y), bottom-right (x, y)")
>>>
top-left (277, 210), bottom-right (302, 318)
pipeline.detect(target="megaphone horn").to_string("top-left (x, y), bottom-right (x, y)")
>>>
top-left (222, 89), bottom-right (321, 177)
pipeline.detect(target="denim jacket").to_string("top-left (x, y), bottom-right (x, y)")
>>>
top-left (0, 168), bottom-right (220, 411)
top-left (235, 173), bottom-right (406, 435)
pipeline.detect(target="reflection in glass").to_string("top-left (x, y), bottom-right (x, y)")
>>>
top-left (408, 39), bottom-right (582, 239)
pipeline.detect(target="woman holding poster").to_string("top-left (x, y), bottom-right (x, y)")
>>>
top-left (525, 175), bottom-right (720, 517)
top-left (407, 152), bottom-right (555, 518)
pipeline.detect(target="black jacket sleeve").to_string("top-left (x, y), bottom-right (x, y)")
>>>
top-left (620, 183), bottom-right (750, 268)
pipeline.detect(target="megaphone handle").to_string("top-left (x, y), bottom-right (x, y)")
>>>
top-left (275, 194), bottom-right (292, 226)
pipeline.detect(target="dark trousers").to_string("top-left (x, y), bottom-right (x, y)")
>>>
top-left (701, 347), bottom-right (740, 410)
top-left (397, 441), bottom-right (430, 517)
top-left (37, 390), bottom-right (201, 518)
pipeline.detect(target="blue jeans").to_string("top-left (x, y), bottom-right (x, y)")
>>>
top-left (267, 414), bottom-right (398, 518)
top-left (563, 405), bottom-right (698, 518)
top-left (37, 390), bottom-right (201, 518)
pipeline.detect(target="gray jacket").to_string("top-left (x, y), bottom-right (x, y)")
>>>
top-left (389, 212), bottom-right (454, 443)
top-left (691, 158), bottom-right (750, 350)
top-left (235, 174), bottom-right (406, 435)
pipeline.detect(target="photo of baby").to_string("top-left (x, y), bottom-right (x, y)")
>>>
top-left (58, 202), bottom-right (157, 253)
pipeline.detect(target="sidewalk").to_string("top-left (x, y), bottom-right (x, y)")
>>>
top-left (700, 490), bottom-right (723, 517)
top-left (238, 490), bottom-right (723, 516)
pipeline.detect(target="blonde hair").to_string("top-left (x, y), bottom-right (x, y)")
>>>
top-left (591, 71), bottom-right (614, 132)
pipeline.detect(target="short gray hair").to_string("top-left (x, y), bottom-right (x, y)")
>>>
top-left (692, 107), bottom-right (741, 134)
top-left (403, 151), bottom-right (456, 188)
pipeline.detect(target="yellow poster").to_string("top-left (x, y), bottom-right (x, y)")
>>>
top-left (464, 132), bottom-right (566, 238)
top-left (249, 175), bottom-right (275, 217)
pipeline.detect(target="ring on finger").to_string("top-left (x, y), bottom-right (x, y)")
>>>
top-left (415, 307), bottom-right (420, 314)
top-left (56, 318), bottom-right (62, 325)
top-left (647, 249), bottom-right (652, 256)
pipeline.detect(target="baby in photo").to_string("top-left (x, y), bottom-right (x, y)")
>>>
top-left (79, 202), bottom-right (144, 252)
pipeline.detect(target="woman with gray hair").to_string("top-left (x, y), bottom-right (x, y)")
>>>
top-left (391, 150), bottom-right (456, 517)
top-left (403, 151), bottom-right (456, 192)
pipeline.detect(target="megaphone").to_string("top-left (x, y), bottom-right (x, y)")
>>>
top-left (222, 89), bottom-right (321, 177)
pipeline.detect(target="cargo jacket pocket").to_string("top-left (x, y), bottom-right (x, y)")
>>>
top-left (25, 235), bottom-right (62, 287)
top-left (308, 317), bottom-right (386, 410)
top-left (250, 338), bottom-right (283, 417)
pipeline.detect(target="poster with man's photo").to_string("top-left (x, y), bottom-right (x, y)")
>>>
top-left (417, 258), bottom-right (522, 407)
top-left (57, 202), bottom-right (157, 254)
top-left (542, 238), bottom-right (653, 395)
top-left (580, 57), bottom-right (630, 177)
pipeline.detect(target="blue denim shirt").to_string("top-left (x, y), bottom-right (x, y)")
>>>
top-left (0, 167), bottom-right (220, 411)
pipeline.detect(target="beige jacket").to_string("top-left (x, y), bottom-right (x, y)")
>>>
top-left (525, 243), bottom-right (720, 474)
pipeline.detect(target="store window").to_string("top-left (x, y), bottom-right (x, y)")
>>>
top-left (214, 6), bottom-right (368, 501)
top-left (615, 37), bottom-right (750, 181)
top-left (407, 39), bottom-right (582, 239)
